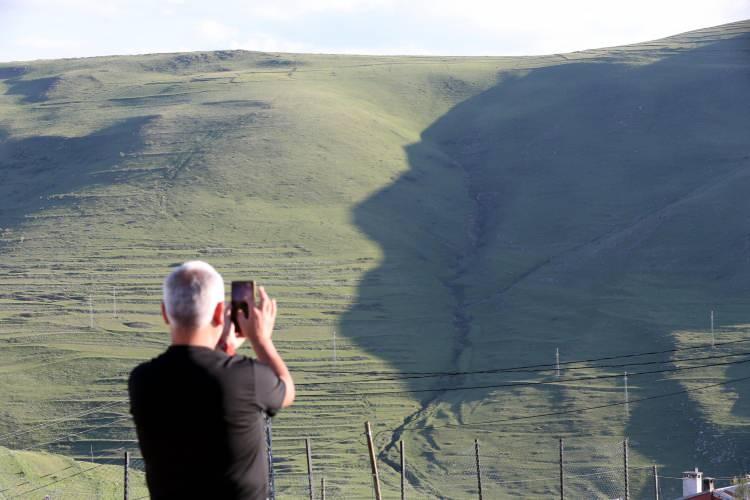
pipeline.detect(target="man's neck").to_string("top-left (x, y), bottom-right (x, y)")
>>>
top-left (170, 326), bottom-right (219, 349)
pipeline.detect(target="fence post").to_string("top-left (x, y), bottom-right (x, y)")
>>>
top-left (321, 477), bottom-right (326, 500)
top-left (123, 450), bottom-right (130, 500)
top-left (623, 438), bottom-right (630, 500)
top-left (653, 464), bottom-right (659, 500)
top-left (306, 438), bottom-right (314, 500)
top-left (474, 439), bottom-right (483, 500)
top-left (266, 415), bottom-right (275, 500)
top-left (400, 439), bottom-right (406, 500)
top-left (559, 439), bottom-right (564, 500)
top-left (365, 422), bottom-right (382, 500)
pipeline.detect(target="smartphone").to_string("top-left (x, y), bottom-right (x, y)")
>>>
top-left (231, 280), bottom-right (255, 335)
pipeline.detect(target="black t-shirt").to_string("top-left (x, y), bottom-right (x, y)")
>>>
top-left (128, 345), bottom-right (286, 500)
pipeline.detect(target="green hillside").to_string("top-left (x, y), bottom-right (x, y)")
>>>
top-left (0, 19), bottom-right (749, 498)
top-left (0, 445), bottom-right (147, 499)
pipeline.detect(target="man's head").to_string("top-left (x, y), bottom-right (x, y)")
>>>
top-left (162, 261), bottom-right (224, 333)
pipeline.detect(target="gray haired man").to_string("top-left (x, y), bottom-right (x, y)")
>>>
top-left (129, 261), bottom-right (295, 500)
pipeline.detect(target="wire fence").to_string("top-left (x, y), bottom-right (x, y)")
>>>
top-left (0, 452), bottom-right (147, 500)
top-left (0, 436), bottom-right (738, 499)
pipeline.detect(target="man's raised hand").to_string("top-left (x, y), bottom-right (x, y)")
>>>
top-left (237, 286), bottom-right (277, 345)
top-left (217, 302), bottom-right (246, 355)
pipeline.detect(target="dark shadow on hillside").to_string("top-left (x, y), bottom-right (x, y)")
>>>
top-left (4, 76), bottom-right (61, 103)
top-left (0, 116), bottom-right (157, 232)
top-left (340, 32), bottom-right (750, 484)
top-left (0, 66), bottom-right (27, 80)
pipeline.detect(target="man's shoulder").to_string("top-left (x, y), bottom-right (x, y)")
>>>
top-left (222, 355), bottom-right (279, 386)
top-left (128, 357), bottom-right (155, 386)
top-left (222, 353), bottom-right (257, 373)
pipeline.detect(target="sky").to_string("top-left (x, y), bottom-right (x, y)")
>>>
top-left (1, 0), bottom-right (749, 62)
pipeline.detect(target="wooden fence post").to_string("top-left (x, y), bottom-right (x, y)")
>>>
top-left (365, 422), bottom-right (382, 500)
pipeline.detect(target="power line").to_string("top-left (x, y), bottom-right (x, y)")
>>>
top-left (0, 400), bottom-right (128, 443)
top-left (22, 415), bottom-right (133, 451)
top-left (427, 373), bottom-right (750, 429)
top-left (6, 463), bottom-right (106, 498)
top-left (296, 349), bottom-right (750, 386)
top-left (0, 447), bottom-right (124, 495)
top-left (291, 336), bottom-right (750, 378)
top-left (298, 356), bottom-right (750, 399)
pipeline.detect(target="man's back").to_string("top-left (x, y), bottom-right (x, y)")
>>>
top-left (129, 345), bottom-right (286, 500)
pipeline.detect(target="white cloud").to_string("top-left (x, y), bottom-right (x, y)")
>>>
top-left (243, 0), bottom-right (395, 20)
top-left (21, 0), bottom-right (124, 17)
top-left (15, 36), bottom-right (82, 50)
top-left (228, 34), bottom-right (311, 53)
top-left (196, 19), bottom-right (239, 42)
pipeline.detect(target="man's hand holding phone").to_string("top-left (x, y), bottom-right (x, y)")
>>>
top-left (217, 303), bottom-right (247, 356)
top-left (236, 286), bottom-right (277, 345)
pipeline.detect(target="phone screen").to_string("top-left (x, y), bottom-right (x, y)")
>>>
top-left (231, 280), bottom-right (255, 335)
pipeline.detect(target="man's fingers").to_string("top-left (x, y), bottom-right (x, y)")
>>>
top-left (259, 286), bottom-right (270, 306)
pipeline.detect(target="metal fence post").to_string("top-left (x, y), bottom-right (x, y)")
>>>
top-left (266, 415), bottom-right (275, 500)
top-left (124, 450), bottom-right (130, 500)
top-left (623, 438), bottom-right (630, 500)
top-left (559, 439), bottom-right (565, 500)
top-left (474, 439), bottom-right (483, 500)
top-left (321, 476), bottom-right (326, 500)
top-left (653, 464), bottom-right (659, 500)
top-left (400, 439), bottom-right (406, 500)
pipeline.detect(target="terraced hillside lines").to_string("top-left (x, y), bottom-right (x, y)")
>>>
top-left (1, 19), bottom-right (750, 498)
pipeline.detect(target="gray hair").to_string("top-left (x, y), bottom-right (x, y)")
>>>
top-left (163, 261), bottom-right (225, 329)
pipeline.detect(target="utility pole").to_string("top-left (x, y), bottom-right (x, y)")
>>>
top-left (559, 438), bottom-right (565, 500)
top-left (123, 451), bottom-right (130, 500)
top-left (321, 477), bottom-right (326, 500)
top-left (474, 439), bottom-right (483, 500)
top-left (266, 416), bottom-right (275, 500)
top-left (624, 371), bottom-right (629, 419)
top-left (623, 438), bottom-right (630, 500)
top-left (711, 310), bottom-right (715, 348)
top-left (305, 438), bottom-right (314, 500)
top-left (365, 422), bottom-right (382, 500)
top-left (653, 464), bottom-right (659, 500)
top-left (556, 348), bottom-right (560, 377)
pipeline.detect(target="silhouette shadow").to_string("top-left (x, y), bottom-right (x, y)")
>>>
top-left (0, 115), bottom-right (156, 234)
top-left (341, 32), bottom-right (750, 479)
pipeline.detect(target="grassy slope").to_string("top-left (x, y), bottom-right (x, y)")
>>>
top-left (0, 20), bottom-right (748, 498)
top-left (0, 445), bottom-right (147, 499)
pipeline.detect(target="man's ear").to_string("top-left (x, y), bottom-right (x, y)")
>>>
top-left (212, 301), bottom-right (224, 327)
top-left (161, 302), bottom-right (170, 325)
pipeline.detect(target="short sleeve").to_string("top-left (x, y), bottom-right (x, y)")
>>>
top-left (253, 361), bottom-right (286, 416)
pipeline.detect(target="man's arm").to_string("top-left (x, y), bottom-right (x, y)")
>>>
top-left (237, 286), bottom-right (295, 408)
top-left (250, 337), bottom-right (295, 408)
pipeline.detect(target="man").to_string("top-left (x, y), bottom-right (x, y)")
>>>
top-left (129, 261), bottom-right (295, 499)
